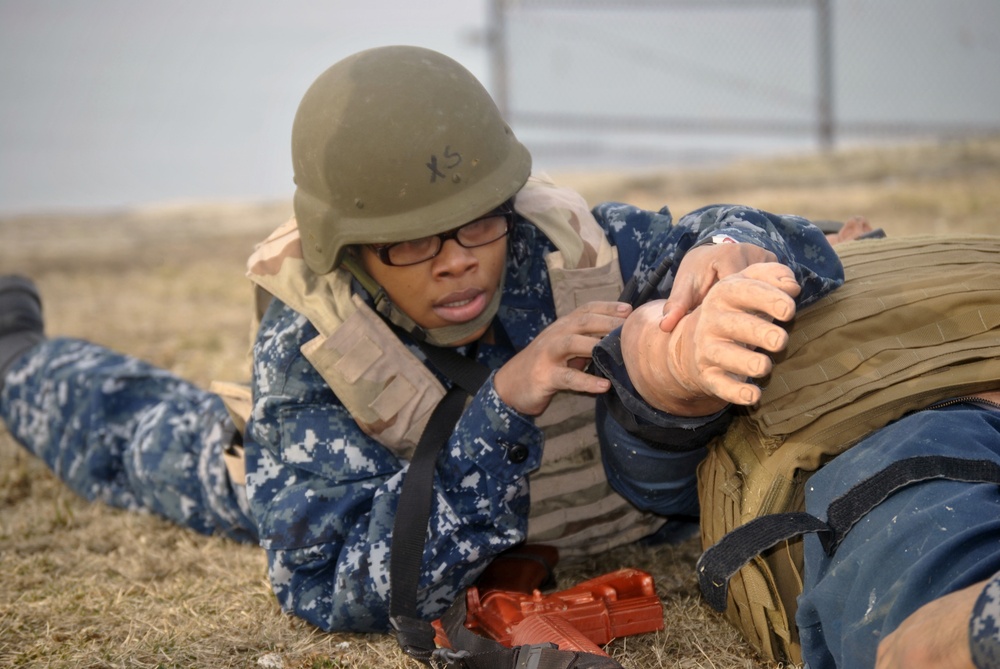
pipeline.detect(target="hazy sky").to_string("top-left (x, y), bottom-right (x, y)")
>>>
top-left (0, 0), bottom-right (490, 214)
top-left (2, 0), bottom-right (997, 216)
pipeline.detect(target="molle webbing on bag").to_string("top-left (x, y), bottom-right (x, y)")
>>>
top-left (697, 235), bottom-right (1000, 664)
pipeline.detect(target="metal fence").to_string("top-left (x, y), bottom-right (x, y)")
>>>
top-left (488, 0), bottom-right (1000, 169)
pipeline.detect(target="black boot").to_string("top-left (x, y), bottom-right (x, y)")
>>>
top-left (0, 275), bottom-right (46, 390)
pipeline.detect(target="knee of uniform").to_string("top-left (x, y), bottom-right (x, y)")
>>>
top-left (596, 400), bottom-right (703, 517)
top-left (120, 403), bottom-right (214, 524)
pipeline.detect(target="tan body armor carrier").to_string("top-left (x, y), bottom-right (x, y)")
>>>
top-left (697, 235), bottom-right (1000, 663)
top-left (216, 176), bottom-right (664, 558)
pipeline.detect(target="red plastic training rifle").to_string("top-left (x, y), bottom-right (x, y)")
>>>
top-left (434, 568), bottom-right (664, 659)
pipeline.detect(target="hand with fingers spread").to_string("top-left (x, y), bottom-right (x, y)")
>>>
top-left (623, 262), bottom-right (800, 417)
top-left (660, 241), bottom-right (778, 333)
top-left (494, 301), bottom-right (632, 416)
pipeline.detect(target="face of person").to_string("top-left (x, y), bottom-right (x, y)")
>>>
top-left (358, 213), bottom-right (510, 346)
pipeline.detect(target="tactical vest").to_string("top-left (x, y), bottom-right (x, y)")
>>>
top-left (696, 235), bottom-right (1000, 663)
top-left (217, 176), bottom-right (665, 558)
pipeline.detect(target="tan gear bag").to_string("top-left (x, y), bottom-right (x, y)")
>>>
top-left (697, 235), bottom-right (1000, 663)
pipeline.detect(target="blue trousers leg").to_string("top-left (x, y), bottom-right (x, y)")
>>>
top-left (797, 403), bottom-right (1000, 669)
top-left (1, 337), bottom-right (257, 543)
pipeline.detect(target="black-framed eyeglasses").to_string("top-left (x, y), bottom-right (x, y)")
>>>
top-left (369, 201), bottom-right (515, 267)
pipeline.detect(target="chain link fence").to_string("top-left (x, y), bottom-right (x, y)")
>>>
top-left (489, 0), bottom-right (1000, 169)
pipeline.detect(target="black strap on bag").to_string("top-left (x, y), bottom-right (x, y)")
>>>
top-left (387, 339), bottom-right (625, 668)
top-left (697, 456), bottom-right (1000, 612)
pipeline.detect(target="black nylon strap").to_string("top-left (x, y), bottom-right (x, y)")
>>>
top-left (697, 456), bottom-right (1000, 613)
top-left (388, 339), bottom-right (490, 664)
top-left (697, 512), bottom-right (830, 612)
top-left (417, 340), bottom-right (491, 396)
top-left (621, 249), bottom-right (676, 308)
top-left (821, 455), bottom-right (1000, 554)
top-left (389, 386), bottom-right (470, 662)
top-left (389, 340), bottom-right (490, 614)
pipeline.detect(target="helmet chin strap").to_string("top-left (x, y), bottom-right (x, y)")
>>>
top-left (340, 254), bottom-right (504, 347)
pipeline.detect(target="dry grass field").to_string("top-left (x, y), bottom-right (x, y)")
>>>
top-left (2, 137), bottom-right (999, 668)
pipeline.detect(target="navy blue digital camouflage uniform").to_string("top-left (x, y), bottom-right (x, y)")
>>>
top-left (0, 202), bottom-right (841, 634)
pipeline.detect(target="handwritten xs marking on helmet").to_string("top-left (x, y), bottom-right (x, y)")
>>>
top-left (426, 146), bottom-right (463, 183)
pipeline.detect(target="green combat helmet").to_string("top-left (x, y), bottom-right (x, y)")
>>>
top-left (291, 45), bottom-right (532, 275)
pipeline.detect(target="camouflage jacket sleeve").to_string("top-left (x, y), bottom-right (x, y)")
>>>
top-left (971, 571), bottom-right (1000, 668)
top-left (242, 300), bottom-right (542, 633)
top-left (591, 203), bottom-right (845, 449)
